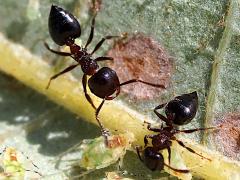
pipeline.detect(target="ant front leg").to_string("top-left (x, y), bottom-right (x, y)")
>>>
top-left (85, 14), bottom-right (96, 48)
top-left (91, 35), bottom-right (119, 55)
top-left (44, 42), bottom-right (72, 56)
top-left (82, 74), bottom-right (96, 109)
top-left (46, 63), bottom-right (79, 89)
top-left (95, 99), bottom-right (110, 139)
top-left (154, 103), bottom-right (173, 127)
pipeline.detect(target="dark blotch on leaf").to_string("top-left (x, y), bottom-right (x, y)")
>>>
top-left (107, 33), bottom-right (173, 100)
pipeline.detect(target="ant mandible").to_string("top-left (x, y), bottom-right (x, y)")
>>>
top-left (45, 5), bottom-right (165, 138)
top-left (137, 91), bottom-right (217, 173)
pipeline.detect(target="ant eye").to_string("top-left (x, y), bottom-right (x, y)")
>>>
top-left (48, 5), bottom-right (81, 45)
top-left (166, 91), bottom-right (198, 125)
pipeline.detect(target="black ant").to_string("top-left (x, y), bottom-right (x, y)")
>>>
top-left (45, 5), bottom-right (165, 138)
top-left (137, 91), bottom-right (218, 173)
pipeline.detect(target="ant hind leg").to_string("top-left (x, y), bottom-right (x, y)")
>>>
top-left (164, 163), bottom-right (189, 173)
top-left (174, 138), bottom-right (211, 161)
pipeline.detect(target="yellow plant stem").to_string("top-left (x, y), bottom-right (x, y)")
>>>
top-left (0, 33), bottom-right (239, 179)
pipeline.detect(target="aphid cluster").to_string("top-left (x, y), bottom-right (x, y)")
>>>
top-left (0, 147), bottom-right (41, 179)
top-left (57, 133), bottom-right (134, 178)
top-left (45, 5), bottom-right (165, 139)
top-left (137, 92), bottom-right (215, 173)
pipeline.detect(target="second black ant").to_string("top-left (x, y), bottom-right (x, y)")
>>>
top-left (45, 5), bottom-right (165, 139)
top-left (137, 92), bottom-right (219, 173)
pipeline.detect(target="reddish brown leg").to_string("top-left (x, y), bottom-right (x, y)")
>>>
top-left (82, 74), bottom-right (96, 109)
top-left (91, 35), bottom-right (119, 55)
top-left (46, 64), bottom-right (79, 89)
top-left (44, 42), bottom-right (72, 56)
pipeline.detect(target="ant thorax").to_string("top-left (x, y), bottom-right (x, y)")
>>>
top-left (151, 130), bottom-right (173, 149)
top-left (81, 58), bottom-right (99, 75)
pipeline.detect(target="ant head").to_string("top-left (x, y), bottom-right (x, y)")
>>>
top-left (165, 91), bottom-right (198, 125)
top-left (88, 67), bottom-right (120, 99)
top-left (143, 147), bottom-right (164, 171)
top-left (48, 5), bottom-right (81, 46)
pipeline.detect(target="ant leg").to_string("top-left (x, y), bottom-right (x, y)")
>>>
top-left (174, 138), bottom-right (211, 161)
top-left (84, 14), bottom-right (96, 48)
top-left (136, 146), bottom-right (143, 162)
top-left (46, 64), bottom-right (79, 89)
top-left (154, 104), bottom-right (173, 127)
top-left (105, 87), bottom-right (120, 100)
top-left (44, 42), bottom-right (72, 56)
top-left (95, 56), bottom-right (113, 62)
top-left (96, 99), bottom-right (110, 138)
top-left (164, 163), bottom-right (189, 173)
top-left (167, 146), bottom-right (171, 165)
top-left (25, 169), bottom-right (42, 177)
top-left (175, 126), bottom-right (217, 134)
top-left (91, 35), bottom-right (119, 55)
top-left (82, 74), bottom-right (96, 109)
top-left (144, 121), bottom-right (162, 132)
top-left (144, 135), bottom-right (155, 147)
top-left (119, 79), bottom-right (165, 88)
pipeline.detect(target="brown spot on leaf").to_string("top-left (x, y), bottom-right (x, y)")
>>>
top-left (89, 0), bottom-right (102, 14)
top-left (213, 112), bottom-right (240, 160)
top-left (107, 33), bottom-right (173, 100)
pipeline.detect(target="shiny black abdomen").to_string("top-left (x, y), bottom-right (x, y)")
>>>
top-left (88, 67), bottom-right (120, 98)
top-left (48, 5), bottom-right (81, 45)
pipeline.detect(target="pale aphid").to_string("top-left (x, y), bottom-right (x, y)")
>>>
top-left (104, 171), bottom-right (134, 180)
top-left (58, 132), bottom-right (135, 178)
top-left (0, 147), bottom-right (41, 179)
top-left (79, 132), bottom-right (135, 170)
